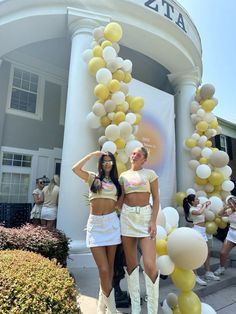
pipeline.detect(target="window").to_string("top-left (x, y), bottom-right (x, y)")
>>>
top-left (11, 68), bottom-right (38, 113)
top-left (6, 65), bottom-right (44, 120)
top-left (219, 135), bottom-right (227, 153)
top-left (0, 152), bottom-right (32, 203)
top-left (0, 173), bottom-right (30, 203)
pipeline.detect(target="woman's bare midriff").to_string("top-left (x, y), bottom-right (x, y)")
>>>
top-left (90, 198), bottom-right (117, 215)
top-left (124, 192), bottom-right (150, 207)
top-left (196, 222), bottom-right (205, 227)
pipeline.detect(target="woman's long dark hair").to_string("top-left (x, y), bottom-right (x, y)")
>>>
top-left (183, 194), bottom-right (196, 223)
top-left (90, 152), bottom-right (122, 198)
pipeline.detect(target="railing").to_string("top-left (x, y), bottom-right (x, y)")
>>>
top-left (0, 203), bottom-right (32, 228)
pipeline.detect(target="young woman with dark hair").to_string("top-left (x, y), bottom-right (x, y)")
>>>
top-left (183, 194), bottom-right (220, 285)
top-left (72, 151), bottom-right (122, 314)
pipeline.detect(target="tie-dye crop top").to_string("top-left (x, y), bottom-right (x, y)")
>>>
top-left (86, 172), bottom-right (118, 201)
top-left (119, 169), bottom-right (158, 194)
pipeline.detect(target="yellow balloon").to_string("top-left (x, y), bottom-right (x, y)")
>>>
top-left (210, 119), bottom-right (218, 129)
top-left (100, 115), bottom-right (111, 127)
top-left (218, 220), bottom-right (227, 229)
top-left (205, 140), bottom-right (212, 147)
top-left (213, 185), bottom-right (221, 192)
top-left (116, 160), bottom-right (127, 176)
top-left (112, 70), bottom-right (125, 81)
top-left (196, 121), bottom-right (208, 132)
top-left (115, 138), bottom-right (126, 150)
top-left (115, 104), bottom-right (125, 112)
top-left (201, 99), bottom-right (216, 112)
top-left (104, 22), bottom-right (123, 42)
top-left (130, 97), bottom-right (144, 113)
top-left (125, 95), bottom-right (133, 105)
top-left (156, 239), bottom-right (167, 256)
top-left (205, 221), bottom-right (218, 235)
top-left (94, 84), bottom-right (110, 101)
top-left (92, 45), bottom-right (103, 57)
top-left (208, 171), bottom-right (224, 186)
top-left (113, 111), bottom-right (125, 124)
top-left (171, 267), bottom-right (195, 292)
top-left (195, 176), bottom-right (208, 185)
top-left (178, 291), bottom-right (201, 314)
top-left (173, 306), bottom-right (182, 314)
top-left (199, 157), bottom-right (208, 164)
top-left (175, 192), bottom-right (187, 206)
top-left (214, 217), bottom-right (221, 226)
top-left (88, 57), bottom-right (106, 76)
top-left (185, 138), bottom-right (196, 148)
top-left (101, 40), bottom-right (112, 49)
top-left (134, 113), bottom-right (142, 125)
top-left (108, 79), bottom-right (120, 93)
top-left (123, 72), bottom-right (132, 83)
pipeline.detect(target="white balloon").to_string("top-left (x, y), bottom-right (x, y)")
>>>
top-left (156, 209), bottom-right (166, 228)
top-left (190, 101), bottom-right (200, 113)
top-left (92, 102), bottom-right (106, 117)
top-left (105, 124), bottom-right (120, 141)
top-left (119, 121), bottom-right (132, 139)
top-left (215, 165), bottom-right (232, 178)
top-left (209, 196), bottom-right (223, 213)
top-left (114, 57), bottom-right (124, 68)
top-left (102, 46), bottom-right (117, 62)
top-left (104, 99), bottom-right (116, 113)
top-left (112, 42), bottom-right (120, 53)
top-left (189, 160), bottom-right (200, 170)
top-left (96, 68), bottom-right (112, 85)
top-left (197, 108), bottom-right (206, 118)
top-left (111, 91), bottom-right (125, 104)
top-left (162, 299), bottom-right (173, 314)
top-left (162, 207), bottom-right (179, 228)
top-left (93, 27), bottom-right (104, 41)
top-left (125, 140), bottom-right (143, 157)
top-left (101, 141), bottom-right (116, 154)
top-left (125, 112), bottom-right (136, 125)
top-left (204, 112), bottom-right (215, 123)
top-left (156, 225), bottom-right (167, 240)
top-left (107, 112), bottom-right (115, 121)
top-left (186, 188), bottom-right (196, 196)
top-left (191, 133), bottom-right (200, 141)
top-left (106, 60), bottom-right (119, 73)
top-left (122, 59), bottom-right (133, 72)
top-left (196, 164), bottom-right (211, 179)
top-left (191, 147), bottom-right (202, 159)
top-left (116, 151), bottom-right (129, 164)
top-left (201, 147), bottom-right (213, 158)
top-left (205, 184), bottom-right (214, 193)
top-left (196, 190), bottom-right (207, 197)
top-left (201, 302), bottom-right (217, 314)
top-left (86, 112), bottom-right (101, 129)
top-left (157, 255), bottom-right (175, 275)
top-left (82, 49), bottom-right (93, 63)
top-left (198, 196), bottom-right (209, 204)
top-left (98, 135), bottom-right (107, 146)
top-left (222, 180), bottom-right (235, 192)
top-left (120, 82), bottom-right (129, 95)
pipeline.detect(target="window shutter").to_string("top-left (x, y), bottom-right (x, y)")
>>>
top-left (226, 136), bottom-right (233, 160)
top-left (215, 135), bottom-right (221, 150)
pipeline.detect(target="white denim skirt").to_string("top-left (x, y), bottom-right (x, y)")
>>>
top-left (41, 206), bottom-right (57, 220)
top-left (86, 211), bottom-right (121, 248)
top-left (226, 227), bottom-right (236, 244)
top-left (193, 224), bottom-right (208, 241)
top-left (120, 203), bottom-right (152, 237)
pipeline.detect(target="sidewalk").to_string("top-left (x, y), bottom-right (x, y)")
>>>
top-left (69, 238), bottom-right (236, 313)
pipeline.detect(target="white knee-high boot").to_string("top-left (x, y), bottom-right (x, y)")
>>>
top-left (125, 266), bottom-right (141, 314)
top-left (144, 271), bottom-right (160, 314)
top-left (103, 288), bottom-right (117, 314)
top-left (97, 288), bottom-right (106, 314)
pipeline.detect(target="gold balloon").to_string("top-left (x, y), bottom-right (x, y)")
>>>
top-left (199, 157), bottom-right (208, 164)
top-left (173, 306), bottom-right (182, 314)
top-left (208, 171), bottom-right (224, 186)
top-left (185, 138), bottom-right (196, 148)
top-left (205, 140), bottom-right (212, 147)
top-left (108, 79), bottom-right (120, 93)
top-left (205, 221), bottom-right (218, 235)
top-left (88, 57), bottom-right (106, 76)
top-left (129, 97), bottom-right (144, 113)
top-left (116, 160), bottom-right (127, 176)
top-left (218, 220), bottom-right (227, 229)
top-left (115, 138), bottom-right (125, 150)
top-left (156, 239), bottom-right (167, 256)
top-left (134, 113), bottom-right (142, 125)
top-left (201, 99), bottom-right (216, 112)
top-left (196, 121), bottom-right (208, 132)
top-left (125, 95), bottom-right (133, 105)
top-left (113, 111), bottom-right (126, 124)
top-left (101, 40), bottom-right (112, 49)
top-left (195, 176), bottom-right (208, 185)
top-left (178, 291), bottom-right (201, 314)
top-left (100, 115), bottom-right (111, 127)
top-left (176, 192), bottom-right (187, 206)
top-left (112, 70), bottom-right (125, 81)
top-left (104, 22), bottom-right (123, 42)
top-left (171, 267), bottom-right (195, 292)
top-left (92, 45), bottom-right (103, 57)
top-left (94, 84), bottom-right (110, 101)
top-left (123, 72), bottom-right (132, 83)
top-left (210, 119), bottom-right (218, 129)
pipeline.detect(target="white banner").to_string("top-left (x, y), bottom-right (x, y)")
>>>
top-left (129, 79), bottom-right (176, 207)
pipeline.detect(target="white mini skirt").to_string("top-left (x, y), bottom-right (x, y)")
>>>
top-left (41, 206), bottom-right (57, 220)
top-left (193, 224), bottom-right (208, 241)
top-left (86, 211), bottom-right (121, 248)
top-left (120, 203), bottom-right (152, 237)
top-left (226, 227), bottom-right (236, 244)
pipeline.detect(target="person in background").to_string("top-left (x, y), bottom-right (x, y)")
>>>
top-left (118, 146), bottom-right (160, 314)
top-left (30, 178), bottom-right (45, 226)
top-left (40, 175), bottom-right (60, 231)
top-left (72, 151), bottom-right (122, 314)
top-left (214, 195), bottom-right (236, 275)
top-left (183, 194), bottom-right (220, 285)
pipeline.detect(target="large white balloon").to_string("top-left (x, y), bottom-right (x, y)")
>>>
top-left (209, 196), bottom-right (223, 213)
top-left (111, 91), bottom-right (125, 104)
top-left (82, 49), bottom-right (93, 63)
top-left (216, 165), bottom-right (232, 178)
top-left (102, 46), bottom-right (117, 62)
top-left (125, 112), bottom-right (136, 125)
top-left (162, 207), bottom-right (179, 228)
top-left (116, 151), bottom-right (129, 164)
top-left (201, 302), bottom-right (217, 314)
top-left (186, 188), bottom-right (196, 196)
top-left (157, 255), bottom-right (175, 275)
top-left (196, 164), bottom-right (211, 179)
top-left (189, 160), bottom-right (200, 170)
top-left (156, 225), bottom-right (167, 240)
top-left (156, 209), bottom-right (166, 228)
top-left (119, 121), bottom-right (132, 139)
top-left (86, 112), bottom-right (101, 129)
top-left (104, 99), bottom-right (116, 113)
top-left (222, 180), bottom-right (235, 192)
top-left (201, 147), bottom-right (213, 158)
top-left (92, 102), bottom-right (106, 117)
top-left (101, 141), bottom-right (116, 154)
top-left (125, 140), bottom-right (143, 157)
top-left (96, 68), bottom-right (112, 85)
top-left (105, 124), bottom-right (120, 141)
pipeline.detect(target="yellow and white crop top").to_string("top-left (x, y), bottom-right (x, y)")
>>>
top-left (189, 205), bottom-right (205, 224)
top-left (119, 168), bottom-right (158, 194)
top-left (86, 172), bottom-right (118, 202)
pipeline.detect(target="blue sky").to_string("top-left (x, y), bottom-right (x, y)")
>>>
top-left (177, 0), bottom-right (236, 124)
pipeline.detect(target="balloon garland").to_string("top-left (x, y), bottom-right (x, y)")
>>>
top-left (82, 22), bottom-right (144, 175)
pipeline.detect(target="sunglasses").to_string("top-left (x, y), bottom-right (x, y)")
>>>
top-left (102, 160), bottom-right (113, 165)
top-left (39, 181), bottom-right (45, 184)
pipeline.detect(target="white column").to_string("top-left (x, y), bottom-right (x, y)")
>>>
top-left (57, 12), bottom-right (109, 267)
top-left (168, 67), bottom-right (201, 192)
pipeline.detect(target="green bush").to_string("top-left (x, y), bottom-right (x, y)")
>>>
top-left (0, 250), bottom-right (81, 313)
top-left (0, 224), bottom-right (69, 266)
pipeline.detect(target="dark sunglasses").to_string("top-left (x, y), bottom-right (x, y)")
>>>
top-left (102, 160), bottom-right (113, 165)
top-left (39, 181), bottom-right (45, 184)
